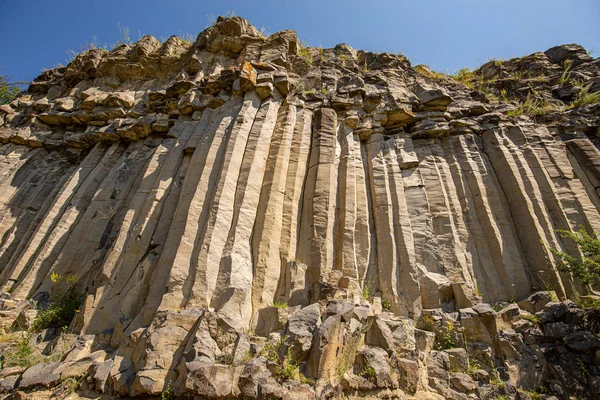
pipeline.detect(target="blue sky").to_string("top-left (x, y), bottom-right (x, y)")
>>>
top-left (1, 0), bottom-right (598, 84)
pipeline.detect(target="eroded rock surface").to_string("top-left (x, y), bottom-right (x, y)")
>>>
top-left (0, 16), bottom-right (600, 400)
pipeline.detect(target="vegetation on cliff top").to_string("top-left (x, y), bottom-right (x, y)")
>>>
top-left (0, 75), bottom-right (19, 105)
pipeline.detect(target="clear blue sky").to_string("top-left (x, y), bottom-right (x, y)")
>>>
top-left (1, 0), bottom-right (598, 84)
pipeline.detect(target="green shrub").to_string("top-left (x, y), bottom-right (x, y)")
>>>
top-left (521, 314), bottom-right (540, 324)
top-left (30, 272), bottom-right (81, 332)
top-left (358, 353), bottom-right (376, 380)
top-left (273, 301), bottom-right (288, 309)
top-left (381, 298), bottom-right (391, 311)
top-left (451, 68), bottom-right (475, 87)
top-left (31, 290), bottom-right (80, 332)
top-left (0, 75), bottom-right (19, 105)
top-left (560, 59), bottom-right (573, 83)
top-left (1, 333), bottom-right (38, 368)
top-left (276, 349), bottom-right (300, 382)
top-left (435, 320), bottom-right (455, 350)
top-left (569, 84), bottom-right (600, 108)
top-left (573, 295), bottom-right (600, 310)
top-left (552, 227), bottom-right (600, 285)
top-left (161, 380), bottom-right (172, 400)
top-left (361, 285), bottom-right (370, 300)
top-left (260, 335), bottom-right (285, 363)
top-left (507, 92), bottom-right (562, 118)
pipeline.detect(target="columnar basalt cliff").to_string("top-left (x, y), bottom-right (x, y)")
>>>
top-left (1, 16), bottom-right (600, 400)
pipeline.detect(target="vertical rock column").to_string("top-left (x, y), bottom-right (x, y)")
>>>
top-left (403, 139), bottom-right (444, 275)
top-left (504, 126), bottom-right (594, 296)
top-left (566, 139), bottom-right (600, 214)
top-left (366, 133), bottom-right (420, 317)
top-left (413, 139), bottom-right (470, 281)
top-left (358, 141), bottom-right (378, 286)
top-left (42, 139), bottom-right (159, 293)
top-left (210, 94), bottom-right (281, 330)
top-left (157, 99), bottom-right (242, 312)
top-left (6, 143), bottom-right (123, 298)
top-left (297, 108), bottom-right (338, 301)
top-left (277, 108), bottom-right (312, 305)
top-left (188, 92), bottom-right (261, 310)
top-left (444, 134), bottom-right (531, 302)
top-left (335, 121), bottom-right (361, 281)
top-left (130, 124), bottom-right (198, 332)
top-left (81, 121), bottom-right (199, 334)
top-left (535, 132), bottom-right (600, 236)
top-left (482, 128), bottom-right (566, 299)
top-left (0, 151), bottom-right (72, 272)
top-left (383, 137), bottom-right (421, 317)
top-left (251, 102), bottom-right (297, 314)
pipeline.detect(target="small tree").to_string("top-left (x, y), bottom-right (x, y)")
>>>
top-left (0, 75), bottom-right (19, 105)
top-left (552, 227), bottom-right (600, 286)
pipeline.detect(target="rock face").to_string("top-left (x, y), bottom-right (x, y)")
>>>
top-left (0, 16), bottom-right (600, 400)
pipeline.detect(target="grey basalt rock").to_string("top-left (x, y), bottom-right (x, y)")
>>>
top-left (545, 43), bottom-right (594, 67)
top-left (19, 362), bottom-right (61, 389)
top-left (285, 303), bottom-right (321, 360)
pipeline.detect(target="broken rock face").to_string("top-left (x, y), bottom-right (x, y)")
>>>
top-left (0, 15), bottom-right (600, 400)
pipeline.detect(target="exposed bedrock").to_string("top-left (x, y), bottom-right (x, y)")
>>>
top-left (0, 15), bottom-right (600, 400)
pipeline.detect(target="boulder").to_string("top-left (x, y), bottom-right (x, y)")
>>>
top-left (497, 303), bottom-right (520, 323)
top-left (90, 359), bottom-right (113, 392)
top-left (446, 348), bottom-right (468, 372)
top-left (240, 61), bottom-right (258, 92)
top-left (255, 305), bottom-right (295, 336)
top-left (256, 82), bottom-right (274, 100)
top-left (427, 351), bottom-right (450, 394)
top-left (307, 314), bottom-right (343, 381)
top-left (285, 303), bottom-right (320, 360)
top-left (0, 375), bottom-right (19, 392)
top-left (420, 272), bottom-right (454, 309)
top-left (130, 369), bottom-right (169, 396)
top-left (19, 362), bottom-right (61, 388)
top-left (415, 329), bottom-right (436, 352)
top-left (365, 317), bottom-right (395, 352)
top-left (460, 306), bottom-right (494, 347)
top-left (396, 358), bottom-right (418, 394)
top-left (357, 346), bottom-right (394, 388)
top-left (545, 44), bottom-right (593, 67)
top-left (450, 372), bottom-right (477, 393)
top-left (564, 331), bottom-right (600, 353)
top-left (238, 357), bottom-right (280, 398)
top-left (177, 361), bottom-right (236, 398)
top-left (414, 83), bottom-right (453, 107)
top-left (283, 384), bottom-right (316, 400)
top-left (518, 291), bottom-right (553, 314)
top-left (322, 300), bottom-right (354, 322)
top-left (11, 309), bottom-right (38, 331)
top-left (452, 283), bottom-right (475, 309)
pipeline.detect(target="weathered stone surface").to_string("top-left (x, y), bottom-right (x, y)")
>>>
top-left (19, 362), bottom-right (60, 388)
top-left (365, 316), bottom-right (395, 352)
top-left (285, 303), bottom-right (321, 360)
top-left (0, 376), bottom-right (19, 392)
top-left (397, 358), bottom-right (419, 394)
top-left (450, 372), bottom-right (477, 393)
top-left (545, 43), bottom-right (593, 67)
top-left (446, 348), bottom-right (468, 372)
top-left (518, 291), bottom-right (553, 313)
